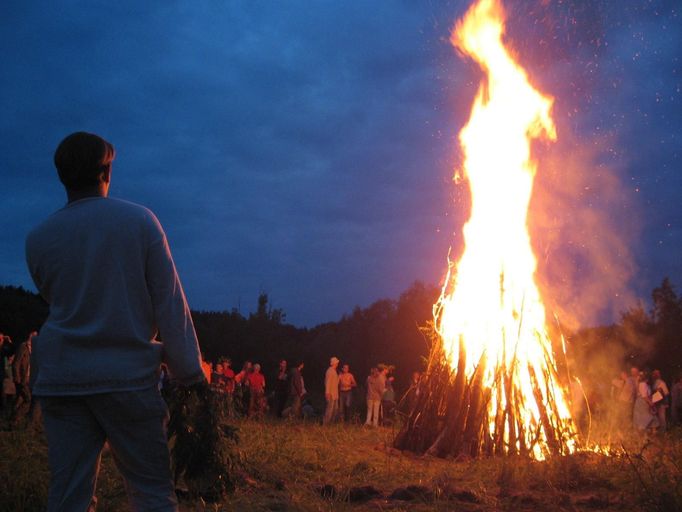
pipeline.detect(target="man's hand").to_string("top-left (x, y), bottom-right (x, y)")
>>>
top-left (325, 393), bottom-right (331, 402)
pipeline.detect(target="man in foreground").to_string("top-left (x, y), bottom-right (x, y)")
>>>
top-left (26, 131), bottom-right (204, 512)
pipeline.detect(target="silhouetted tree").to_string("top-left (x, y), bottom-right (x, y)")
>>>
top-left (650, 278), bottom-right (682, 376)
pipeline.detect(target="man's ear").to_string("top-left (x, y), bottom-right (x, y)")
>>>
top-left (101, 165), bottom-right (111, 184)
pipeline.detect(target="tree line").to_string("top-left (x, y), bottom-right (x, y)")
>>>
top-left (1, 278), bottom-right (680, 395)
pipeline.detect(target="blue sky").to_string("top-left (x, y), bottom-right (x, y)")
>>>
top-left (1, 1), bottom-right (680, 326)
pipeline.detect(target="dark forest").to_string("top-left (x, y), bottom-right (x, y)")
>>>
top-left (1, 278), bottom-right (680, 400)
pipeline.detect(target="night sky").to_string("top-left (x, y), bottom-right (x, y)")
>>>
top-left (1, 1), bottom-right (680, 327)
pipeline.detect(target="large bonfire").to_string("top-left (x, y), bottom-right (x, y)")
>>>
top-left (395, 0), bottom-right (578, 459)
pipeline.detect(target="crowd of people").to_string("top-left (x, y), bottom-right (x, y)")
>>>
top-left (569, 365), bottom-right (682, 434)
top-left (608, 366), bottom-right (682, 432)
top-left (8, 329), bottom-right (682, 437)
top-left (3, 326), bottom-right (425, 431)
top-left (6, 327), bottom-right (682, 438)
top-left (172, 354), bottom-right (423, 427)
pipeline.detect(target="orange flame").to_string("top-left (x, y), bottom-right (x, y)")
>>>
top-left (436, 0), bottom-right (576, 459)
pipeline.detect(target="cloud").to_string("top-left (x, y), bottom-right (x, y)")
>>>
top-left (1, 0), bottom-right (680, 326)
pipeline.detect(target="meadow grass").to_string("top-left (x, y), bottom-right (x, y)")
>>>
top-left (1, 416), bottom-right (681, 511)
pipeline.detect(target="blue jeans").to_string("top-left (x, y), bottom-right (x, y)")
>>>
top-left (339, 390), bottom-right (353, 421)
top-left (40, 386), bottom-right (177, 512)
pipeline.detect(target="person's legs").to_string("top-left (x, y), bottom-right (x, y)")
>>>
top-left (323, 398), bottom-right (333, 424)
top-left (11, 383), bottom-right (31, 426)
top-left (291, 395), bottom-right (302, 418)
top-left (332, 399), bottom-right (339, 422)
top-left (276, 390), bottom-right (288, 417)
top-left (256, 390), bottom-right (265, 418)
top-left (226, 392), bottom-right (234, 418)
top-left (248, 390), bottom-right (257, 417)
top-left (90, 387), bottom-right (177, 512)
top-left (41, 395), bottom-right (106, 512)
top-left (340, 391), bottom-right (352, 422)
top-left (242, 388), bottom-right (251, 415)
top-left (657, 405), bottom-right (667, 431)
top-left (371, 400), bottom-right (381, 427)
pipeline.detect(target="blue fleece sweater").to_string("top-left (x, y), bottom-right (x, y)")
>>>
top-left (25, 196), bottom-right (203, 395)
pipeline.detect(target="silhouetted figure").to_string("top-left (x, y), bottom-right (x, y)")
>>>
top-left (11, 332), bottom-right (39, 427)
top-left (288, 362), bottom-right (305, 418)
top-left (365, 367), bottom-right (383, 427)
top-left (323, 357), bottom-right (340, 424)
top-left (652, 369), bottom-right (670, 431)
top-left (0, 334), bottom-right (15, 411)
top-left (26, 132), bottom-right (204, 512)
top-left (633, 371), bottom-right (658, 431)
top-left (338, 364), bottom-right (357, 422)
top-left (247, 363), bottom-right (266, 418)
top-left (274, 359), bottom-right (289, 417)
top-left (404, 371), bottom-right (422, 414)
top-left (222, 359), bottom-right (236, 418)
top-left (381, 375), bottom-right (396, 426)
top-left (235, 361), bottom-right (253, 416)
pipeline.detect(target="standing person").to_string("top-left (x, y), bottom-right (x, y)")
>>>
top-left (381, 375), bottom-right (396, 426)
top-left (652, 369), bottom-right (670, 431)
top-left (25, 132), bottom-right (204, 512)
top-left (627, 367), bottom-right (639, 400)
top-left (623, 366), bottom-right (639, 428)
top-left (274, 359), bottom-right (289, 418)
top-left (11, 332), bottom-right (35, 427)
top-left (211, 362), bottom-right (226, 391)
top-left (404, 371), bottom-right (422, 413)
top-left (338, 364), bottom-right (357, 422)
top-left (632, 371), bottom-right (658, 431)
top-left (222, 359), bottom-right (236, 418)
top-left (323, 357), bottom-right (340, 424)
top-left (210, 362), bottom-right (228, 415)
top-left (0, 334), bottom-right (15, 412)
top-left (289, 362), bottom-right (305, 418)
top-left (3, 355), bottom-right (16, 413)
top-left (247, 363), bottom-right (266, 419)
top-left (612, 371), bottom-right (634, 430)
top-left (671, 374), bottom-right (682, 426)
top-left (235, 361), bottom-right (253, 416)
top-left (365, 367), bottom-right (383, 427)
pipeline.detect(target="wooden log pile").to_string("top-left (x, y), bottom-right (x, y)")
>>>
top-left (394, 326), bottom-right (578, 459)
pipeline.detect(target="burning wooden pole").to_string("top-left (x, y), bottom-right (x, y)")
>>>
top-left (395, 0), bottom-right (579, 460)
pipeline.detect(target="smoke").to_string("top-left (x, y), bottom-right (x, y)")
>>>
top-left (529, 118), bottom-right (640, 332)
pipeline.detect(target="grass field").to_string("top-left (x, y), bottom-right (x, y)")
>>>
top-left (1, 415), bottom-right (681, 511)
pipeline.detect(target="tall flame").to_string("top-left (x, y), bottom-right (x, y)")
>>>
top-left (436, 0), bottom-right (576, 459)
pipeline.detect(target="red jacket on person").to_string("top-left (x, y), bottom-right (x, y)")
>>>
top-left (247, 372), bottom-right (265, 393)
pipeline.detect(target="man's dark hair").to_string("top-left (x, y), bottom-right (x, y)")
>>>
top-left (54, 132), bottom-right (115, 191)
